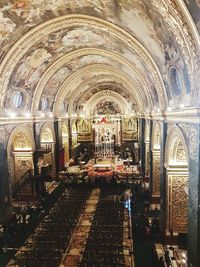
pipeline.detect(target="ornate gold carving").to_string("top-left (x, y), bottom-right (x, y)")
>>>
top-left (77, 119), bottom-right (92, 142)
top-left (176, 141), bottom-right (187, 161)
top-left (13, 132), bottom-right (31, 150)
top-left (122, 118), bottom-right (138, 141)
top-left (167, 175), bottom-right (188, 233)
top-left (14, 156), bottom-right (33, 182)
top-left (152, 151), bottom-right (160, 196)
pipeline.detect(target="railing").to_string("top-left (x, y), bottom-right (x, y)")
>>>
top-left (12, 169), bottom-right (33, 196)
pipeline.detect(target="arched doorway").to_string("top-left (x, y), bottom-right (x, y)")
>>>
top-left (165, 127), bottom-right (188, 234)
top-left (7, 126), bottom-right (35, 196)
top-left (40, 124), bottom-right (55, 177)
top-left (152, 122), bottom-right (161, 197)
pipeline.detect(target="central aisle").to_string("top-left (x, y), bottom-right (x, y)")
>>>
top-left (61, 188), bottom-right (101, 266)
top-left (61, 185), bottom-right (134, 267)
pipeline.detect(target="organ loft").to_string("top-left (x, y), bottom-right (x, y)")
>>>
top-left (0, 1), bottom-right (200, 267)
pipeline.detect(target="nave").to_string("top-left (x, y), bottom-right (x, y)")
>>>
top-left (2, 177), bottom-right (187, 267)
top-left (5, 182), bottom-right (134, 267)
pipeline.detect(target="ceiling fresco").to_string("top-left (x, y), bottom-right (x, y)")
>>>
top-left (95, 100), bottom-right (121, 115)
top-left (183, 0), bottom-right (200, 34)
top-left (0, 0), bottom-right (199, 117)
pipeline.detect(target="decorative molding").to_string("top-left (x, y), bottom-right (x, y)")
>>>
top-left (150, 0), bottom-right (199, 97)
top-left (152, 150), bottom-right (161, 196)
top-left (167, 174), bottom-right (188, 233)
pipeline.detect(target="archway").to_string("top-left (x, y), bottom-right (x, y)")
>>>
top-left (165, 127), bottom-right (188, 234)
top-left (7, 126), bottom-right (34, 188)
top-left (40, 124), bottom-right (55, 177)
top-left (151, 122), bottom-right (161, 198)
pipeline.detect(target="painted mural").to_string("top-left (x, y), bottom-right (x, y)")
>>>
top-left (95, 100), bottom-right (121, 115)
top-left (0, 0), bottom-right (195, 113)
top-left (184, 0), bottom-right (200, 34)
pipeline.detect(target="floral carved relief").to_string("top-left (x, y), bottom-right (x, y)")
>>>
top-left (168, 175), bottom-right (188, 233)
top-left (152, 152), bottom-right (160, 196)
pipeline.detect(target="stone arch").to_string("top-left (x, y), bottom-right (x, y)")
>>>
top-left (151, 122), bottom-right (161, 197)
top-left (7, 125), bottom-right (35, 185)
top-left (39, 123), bottom-right (56, 176)
top-left (165, 126), bottom-right (189, 234)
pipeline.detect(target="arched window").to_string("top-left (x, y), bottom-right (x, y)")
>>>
top-left (13, 92), bottom-right (23, 108)
top-left (41, 98), bottom-right (48, 110)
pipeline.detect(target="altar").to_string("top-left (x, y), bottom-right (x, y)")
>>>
top-left (93, 117), bottom-right (121, 157)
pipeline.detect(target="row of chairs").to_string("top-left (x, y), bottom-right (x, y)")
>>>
top-left (79, 186), bottom-right (128, 267)
top-left (13, 185), bottom-right (91, 267)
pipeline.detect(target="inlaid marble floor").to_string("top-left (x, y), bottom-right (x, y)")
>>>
top-left (61, 188), bottom-right (100, 267)
top-left (61, 188), bottom-right (134, 267)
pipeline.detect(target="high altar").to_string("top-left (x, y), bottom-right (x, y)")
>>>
top-left (93, 117), bottom-right (120, 157)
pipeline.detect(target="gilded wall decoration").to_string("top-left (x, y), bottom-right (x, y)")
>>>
top-left (168, 175), bottom-right (188, 233)
top-left (145, 143), bottom-right (150, 175)
top-left (176, 141), bottom-right (187, 162)
top-left (14, 157), bottom-right (33, 182)
top-left (152, 151), bottom-right (160, 196)
top-left (77, 119), bottom-right (92, 142)
top-left (13, 132), bottom-right (31, 150)
top-left (122, 118), bottom-right (138, 141)
top-left (0, 125), bottom-right (17, 143)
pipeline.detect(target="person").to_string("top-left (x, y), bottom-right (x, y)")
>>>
top-left (158, 256), bottom-right (165, 267)
top-left (165, 250), bottom-right (171, 267)
top-left (151, 215), bottom-right (160, 242)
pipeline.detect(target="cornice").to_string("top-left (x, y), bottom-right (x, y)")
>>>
top-left (142, 107), bottom-right (200, 123)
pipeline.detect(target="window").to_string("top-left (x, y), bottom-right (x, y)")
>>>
top-left (41, 98), bottom-right (48, 110)
top-left (13, 92), bottom-right (23, 108)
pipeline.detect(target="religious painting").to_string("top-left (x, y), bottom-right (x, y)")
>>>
top-left (184, 0), bottom-right (200, 34)
top-left (122, 118), bottom-right (138, 141)
top-left (95, 100), bottom-right (121, 115)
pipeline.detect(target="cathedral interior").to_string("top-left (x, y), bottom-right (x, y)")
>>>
top-left (0, 1), bottom-right (200, 267)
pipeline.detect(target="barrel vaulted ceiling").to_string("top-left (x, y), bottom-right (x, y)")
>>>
top-left (0, 0), bottom-right (199, 119)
